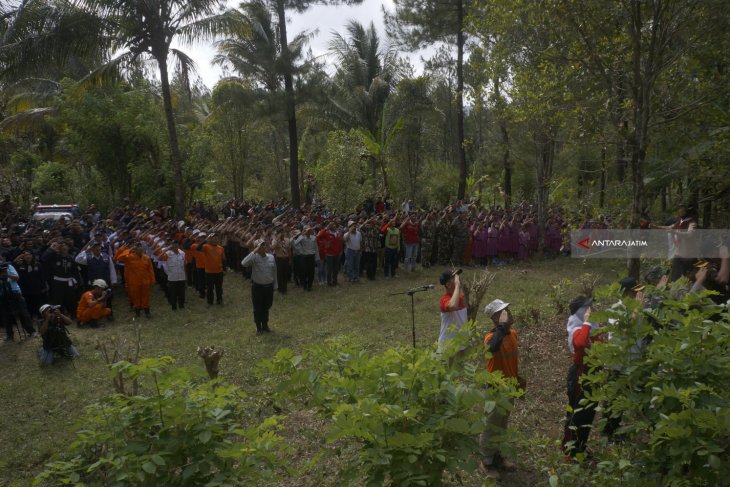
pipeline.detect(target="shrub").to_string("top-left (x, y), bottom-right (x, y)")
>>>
top-left (35, 357), bottom-right (284, 486)
top-left (580, 287), bottom-right (730, 486)
top-left (258, 323), bottom-right (519, 486)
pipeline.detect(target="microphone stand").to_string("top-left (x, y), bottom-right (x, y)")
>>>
top-left (389, 286), bottom-right (432, 348)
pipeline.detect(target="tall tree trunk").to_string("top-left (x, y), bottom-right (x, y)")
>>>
top-left (599, 146), bottom-right (606, 208)
top-left (702, 197), bottom-right (712, 228)
top-left (535, 134), bottom-right (554, 253)
top-left (455, 0), bottom-right (467, 200)
top-left (157, 56), bottom-right (185, 218)
top-left (276, 1), bottom-right (301, 208)
top-left (616, 121), bottom-right (628, 182)
top-left (500, 121), bottom-right (511, 209)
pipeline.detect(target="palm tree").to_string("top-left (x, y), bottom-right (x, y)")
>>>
top-left (1, 0), bottom-right (106, 132)
top-left (214, 0), bottom-right (311, 203)
top-left (69, 0), bottom-right (234, 217)
top-left (328, 20), bottom-right (401, 190)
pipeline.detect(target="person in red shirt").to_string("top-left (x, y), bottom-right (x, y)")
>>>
top-left (562, 295), bottom-right (606, 459)
top-left (399, 215), bottom-right (420, 272)
top-left (202, 234), bottom-right (226, 305)
top-left (317, 222), bottom-right (342, 286)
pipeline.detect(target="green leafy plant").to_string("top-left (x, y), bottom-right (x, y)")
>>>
top-left (258, 323), bottom-right (519, 486)
top-left (581, 287), bottom-right (730, 486)
top-left (550, 278), bottom-right (573, 315)
top-left (35, 357), bottom-right (284, 486)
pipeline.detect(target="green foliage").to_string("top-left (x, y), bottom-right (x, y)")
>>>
top-left (33, 161), bottom-right (76, 203)
top-left (313, 130), bottom-right (370, 212)
top-left (581, 287), bottom-right (730, 485)
top-left (35, 357), bottom-right (284, 487)
top-left (258, 323), bottom-right (518, 486)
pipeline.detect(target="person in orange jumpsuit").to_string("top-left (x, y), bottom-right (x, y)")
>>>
top-left (115, 242), bottom-right (156, 317)
top-left (76, 278), bottom-right (112, 327)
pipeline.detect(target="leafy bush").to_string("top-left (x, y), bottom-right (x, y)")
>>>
top-left (258, 323), bottom-right (519, 486)
top-left (550, 278), bottom-right (573, 315)
top-left (35, 357), bottom-right (284, 486)
top-left (579, 287), bottom-right (730, 486)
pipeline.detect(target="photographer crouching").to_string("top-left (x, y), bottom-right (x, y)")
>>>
top-left (38, 304), bottom-right (79, 366)
top-left (76, 279), bottom-right (112, 327)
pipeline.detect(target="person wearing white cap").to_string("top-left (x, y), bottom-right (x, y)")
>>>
top-left (241, 239), bottom-right (277, 334)
top-left (75, 279), bottom-right (112, 327)
top-left (479, 298), bottom-right (521, 478)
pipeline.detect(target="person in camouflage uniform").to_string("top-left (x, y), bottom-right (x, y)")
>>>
top-left (451, 212), bottom-right (469, 266)
top-left (436, 211), bottom-right (453, 265)
top-left (420, 212), bottom-right (436, 268)
top-left (359, 217), bottom-right (380, 280)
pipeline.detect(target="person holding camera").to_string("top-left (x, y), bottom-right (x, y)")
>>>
top-left (1, 260), bottom-right (37, 341)
top-left (38, 304), bottom-right (79, 365)
top-left (75, 279), bottom-right (112, 327)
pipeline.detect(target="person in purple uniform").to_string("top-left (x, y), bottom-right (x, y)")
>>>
top-left (497, 220), bottom-right (511, 263)
top-left (518, 224), bottom-right (530, 260)
top-left (472, 221), bottom-right (489, 266)
top-left (508, 218), bottom-right (520, 260)
top-left (527, 218), bottom-right (538, 254)
top-left (487, 221), bottom-right (499, 264)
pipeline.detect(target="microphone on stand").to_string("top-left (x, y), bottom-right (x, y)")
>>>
top-left (407, 284), bottom-right (435, 293)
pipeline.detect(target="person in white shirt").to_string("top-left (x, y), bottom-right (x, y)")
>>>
top-left (438, 270), bottom-right (467, 345)
top-left (343, 220), bottom-right (362, 283)
top-left (159, 240), bottom-right (186, 310)
top-left (293, 226), bottom-right (319, 291)
top-left (241, 239), bottom-right (278, 334)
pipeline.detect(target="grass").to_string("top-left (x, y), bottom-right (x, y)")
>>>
top-left (0, 256), bottom-right (626, 486)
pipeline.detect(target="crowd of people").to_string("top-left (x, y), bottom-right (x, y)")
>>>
top-left (0, 196), bottom-right (601, 350)
top-left (1, 194), bottom-right (728, 476)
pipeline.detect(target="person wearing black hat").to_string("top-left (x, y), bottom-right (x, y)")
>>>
top-left (562, 295), bottom-right (606, 459)
top-left (437, 270), bottom-right (467, 344)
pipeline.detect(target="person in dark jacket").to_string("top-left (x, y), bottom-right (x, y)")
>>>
top-left (13, 250), bottom-right (47, 320)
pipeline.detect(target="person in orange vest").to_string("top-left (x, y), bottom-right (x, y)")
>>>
top-left (115, 241), bottom-right (155, 317)
top-left (479, 299), bottom-right (523, 479)
top-left (76, 279), bottom-right (112, 327)
top-left (202, 234), bottom-right (226, 305)
top-left (191, 232), bottom-right (207, 299)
